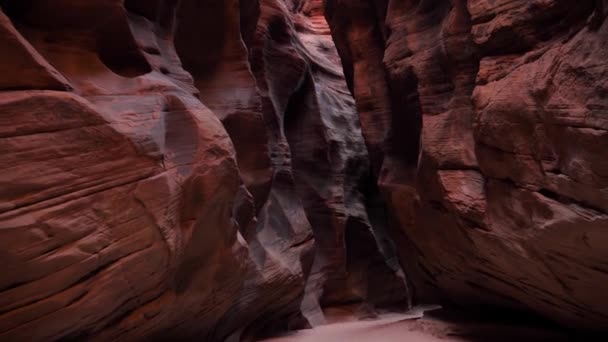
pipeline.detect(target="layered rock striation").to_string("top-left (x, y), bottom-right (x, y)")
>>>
top-left (2, 0), bottom-right (607, 339)
top-left (325, 0), bottom-right (608, 331)
top-left (0, 0), bottom-right (408, 340)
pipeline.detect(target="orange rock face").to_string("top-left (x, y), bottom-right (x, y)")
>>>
top-left (326, 0), bottom-right (608, 331)
top-left (0, 0), bottom-right (408, 340)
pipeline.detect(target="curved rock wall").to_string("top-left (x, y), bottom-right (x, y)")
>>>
top-left (2, 0), bottom-right (607, 338)
top-left (325, 0), bottom-right (608, 331)
top-left (0, 0), bottom-right (408, 340)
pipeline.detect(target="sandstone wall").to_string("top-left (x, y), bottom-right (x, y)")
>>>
top-left (0, 0), bottom-right (407, 340)
top-left (325, 0), bottom-right (608, 331)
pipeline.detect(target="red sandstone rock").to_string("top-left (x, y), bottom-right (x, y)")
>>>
top-left (326, 0), bottom-right (608, 331)
top-left (3, 0), bottom-right (606, 338)
top-left (0, 0), bottom-right (408, 340)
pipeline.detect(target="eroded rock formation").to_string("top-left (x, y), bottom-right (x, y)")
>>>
top-left (0, 0), bottom-right (408, 340)
top-left (325, 0), bottom-right (608, 331)
top-left (2, 0), bottom-right (607, 339)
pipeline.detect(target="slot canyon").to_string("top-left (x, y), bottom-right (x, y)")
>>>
top-left (0, 0), bottom-right (606, 340)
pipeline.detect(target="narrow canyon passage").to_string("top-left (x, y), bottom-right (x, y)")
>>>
top-left (0, 0), bottom-right (607, 341)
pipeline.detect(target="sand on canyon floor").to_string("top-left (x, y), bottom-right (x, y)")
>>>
top-left (260, 306), bottom-right (575, 342)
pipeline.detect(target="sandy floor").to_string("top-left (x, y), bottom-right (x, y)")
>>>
top-left (262, 314), bottom-right (460, 342)
top-left (260, 307), bottom-right (573, 342)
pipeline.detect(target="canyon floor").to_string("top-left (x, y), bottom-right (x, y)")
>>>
top-left (261, 306), bottom-right (577, 342)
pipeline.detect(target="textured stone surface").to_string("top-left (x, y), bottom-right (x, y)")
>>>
top-left (3, 0), bottom-right (607, 338)
top-left (0, 0), bottom-right (408, 340)
top-left (326, 0), bottom-right (608, 331)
